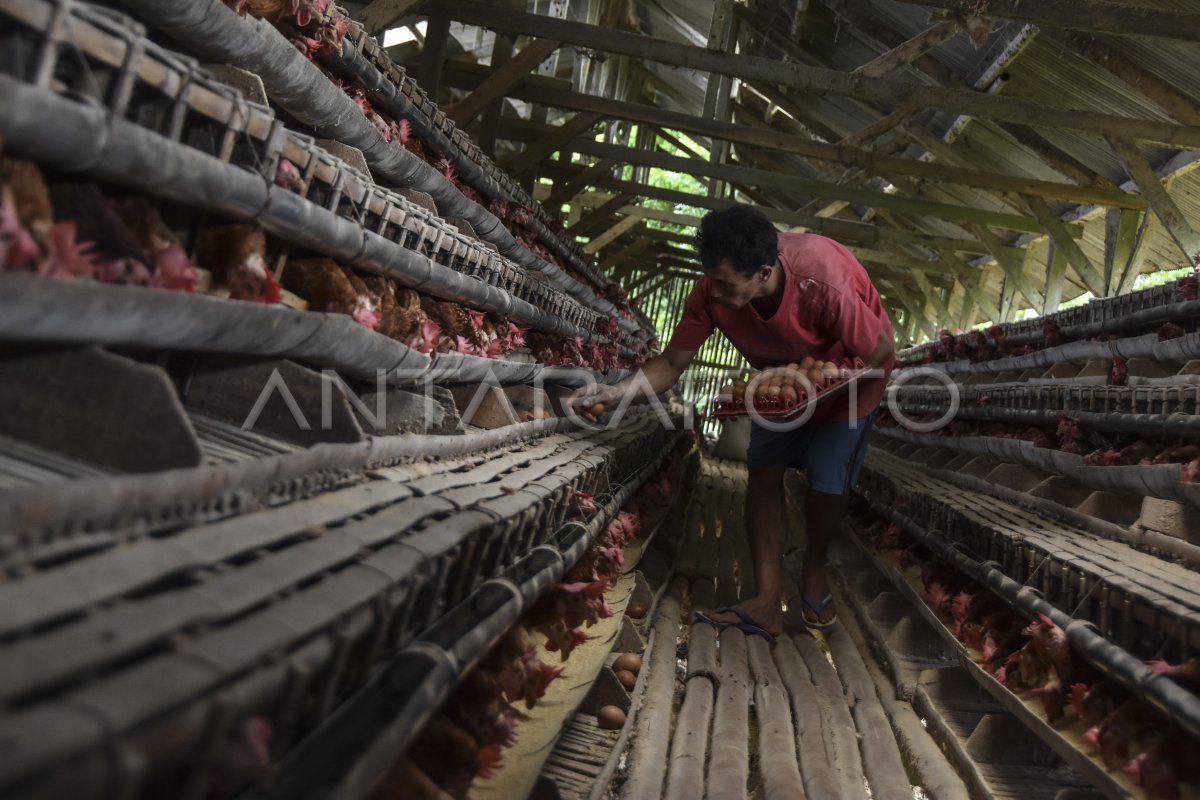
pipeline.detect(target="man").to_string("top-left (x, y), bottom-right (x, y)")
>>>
top-left (571, 204), bottom-right (895, 638)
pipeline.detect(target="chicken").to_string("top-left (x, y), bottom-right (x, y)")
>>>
top-left (274, 158), bottom-right (305, 193)
top-left (110, 197), bottom-right (198, 292)
top-left (403, 717), bottom-right (480, 799)
top-left (1109, 355), bottom-right (1128, 386)
top-left (372, 757), bottom-right (453, 800)
top-left (1159, 322), bottom-right (1186, 341)
top-left (195, 224), bottom-right (281, 304)
top-left (372, 283), bottom-right (428, 343)
top-left (0, 156), bottom-right (53, 249)
top-left (208, 717), bottom-right (273, 799)
top-left (1148, 443), bottom-right (1200, 466)
top-left (279, 257), bottom-right (381, 324)
top-left (1043, 318), bottom-right (1064, 348)
top-left (1148, 657), bottom-right (1200, 686)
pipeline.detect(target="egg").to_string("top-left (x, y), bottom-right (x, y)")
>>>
top-left (799, 356), bottom-right (814, 369)
top-left (615, 669), bottom-right (637, 690)
top-left (586, 402), bottom-right (606, 417)
top-left (785, 362), bottom-right (800, 372)
top-left (767, 385), bottom-right (781, 397)
top-left (613, 652), bottom-right (643, 674)
top-left (627, 603), bottom-right (647, 619)
top-left (807, 368), bottom-right (824, 386)
top-left (598, 705), bottom-right (626, 729)
top-left (781, 386), bottom-right (798, 405)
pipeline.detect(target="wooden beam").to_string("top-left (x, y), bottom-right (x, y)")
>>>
top-left (1104, 208), bottom-right (1143, 296)
top-left (853, 20), bottom-right (962, 78)
top-left (580, 180), bottom-right (990, 262)
top-left (436, 0), bottom-right (1200, 147)
top-left (601, 236), bottom-right (653, 274)
top-left (438, 63), bottom-right (1146, 209)
top-left (586, 212), bottom-right (647, 255)
top-left (502, 112), bottom-right (602, 177)
top-left (972, 225), bottom-right (1044, 311)
top-left (1043, 244), bottom-right (1068, 314)
top-left (895, 0), bottom-right (1200, 42)
top-left (1025, 196), bottom-right (1106, 296)
top-left (885, 282), bottom-right (938, 340)
top-left (448, 38), bottom-right (561, 125)
top-left (571, 192), bottom-right (639, 238)
top-left (912, 271), bottom-right (954, 326)
top-left (574, 140), bottom-right (1047, 233)
top-left (1109, 138), bottom-right (1200, 264)
top-left (547, 158), bottom-right (616, 209)
top-left (420, 9), bottom-right (451, 100)
top-left (358, 0), bottom-right (428, 35)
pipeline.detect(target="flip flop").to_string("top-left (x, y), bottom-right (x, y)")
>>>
top-left (693, 606), bottom-right (777, 644)
top-left (799, 588), bottom-right (839, 633)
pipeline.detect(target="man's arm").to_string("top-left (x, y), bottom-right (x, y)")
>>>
top-left (569, 347), bottom-right (697, 408)
top-left (863, 330), bottom-right (895, 369)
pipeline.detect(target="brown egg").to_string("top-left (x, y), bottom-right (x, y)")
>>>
top-left (518, 410), bottom-right (533, 422)
top-left (598, 705), bottom-right (626, 729)
top-left (615, 669), bottom-right (637, 690)
top-left (627, 603), bottom-right (647, 619)
top-left (767, 385), bottom-right (781, 397)
top-left (586, 402), bottom-right (606, 417)
top-left (613, 652), bottom-right (643, 674)
top-left (781, 386), bottom-right (798, 406)
top-left (807, 368), bottom-right (824, 386)
top-left (785, 362), bottom-right (800, 372)
top-left (799, 356), bottom-right (814, 369)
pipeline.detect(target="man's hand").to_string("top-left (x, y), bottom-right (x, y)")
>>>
top-left (567, 382), bottom-right (625, 415)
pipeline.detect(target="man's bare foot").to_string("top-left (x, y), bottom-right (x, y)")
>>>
top-left (703, 596), bottom-right (785, 637)
top-left (800, 563), bottom-right (837, 625)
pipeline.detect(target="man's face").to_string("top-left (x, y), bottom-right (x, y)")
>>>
top-left (705, 259), bottom-right (770, 309)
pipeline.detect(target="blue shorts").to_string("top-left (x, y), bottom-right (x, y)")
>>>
top-left (746, 414), bottom-right (874, 495)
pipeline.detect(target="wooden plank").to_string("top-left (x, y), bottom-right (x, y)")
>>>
top-left (357, 0), bottom-right (428, 35)
top-left (419, 9), bottom-right (451, 100)
top-left (579, 181), bottom-right (989, 264)
top-left (1109, 137), bottom-right (1200, 264)
top-left (478, 33), bottom-right (514, 157)
top-left (895, 0), bottom-right (1200, 42)
top-left (912, 271), bottom-right (954, 327)
top-left (440, 64), bottom-right (1145, 209)
top-left (1104, 208), bottom-right (1143, 296)
top-left (585, 211), bottom-right (645, 255)
top-left (853, 20), bottom-right (962, 78)
top-left (547, 157), bottom-right (617, 209)
top-left (448, 38), bottom-right (561, 125)
top-left (437, 0), bottom-right (1200, 147)
top-left (571, 192), bottom-right (638, 239)
top-left (884, 282), bottom-right (938, 341)
top-left (1043, 244), bottom-right (1068, 315)
top-left (1025, 196), bottom-right (1107, 296)
top-left (972, 225), bottom-right (1044, 311)
top-left (574, 141), bottom-right (1045, 232)
top-left (599, 236), bottom-right (653, 273)
top-left (502, 111), bottom-right (602, 177)
top-left (956, 277), bottom-right (978, 331)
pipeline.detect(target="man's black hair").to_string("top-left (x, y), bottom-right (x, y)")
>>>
top-left (697, 204), bottom-right (779, 276)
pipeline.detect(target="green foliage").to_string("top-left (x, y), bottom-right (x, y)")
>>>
top-left (1133, 265), bottom-right (1191, 290)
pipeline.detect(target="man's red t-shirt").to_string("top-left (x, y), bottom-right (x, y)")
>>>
top-left (667, 232), bottom-right (895, 422)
